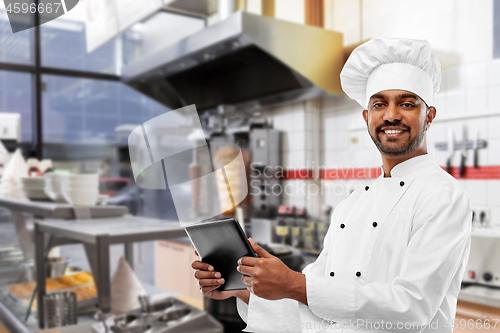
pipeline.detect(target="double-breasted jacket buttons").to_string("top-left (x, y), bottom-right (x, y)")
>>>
top-left (356, 271), bottom-right (361, 277)
top-left (340, 223), bottom-right (345, 229)
top-left (400, 181), bottom-right (405, 187)
top-left (372, 222), bottom-right (378, 227)
top-left (330, 272), bottom-right (335, 277)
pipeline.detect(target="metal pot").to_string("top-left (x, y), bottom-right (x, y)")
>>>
top-left (45, 257), bottom-right (68, 278)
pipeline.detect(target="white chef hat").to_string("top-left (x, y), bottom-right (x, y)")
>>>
top-left (340, 37), bottom-right (441, 109)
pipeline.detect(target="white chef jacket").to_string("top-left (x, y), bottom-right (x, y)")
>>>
top-left (237, 154), bottom-right (471, 332)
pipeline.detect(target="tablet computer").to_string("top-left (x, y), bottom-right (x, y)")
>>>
top-left (185, 218), bottom-right (258, 291)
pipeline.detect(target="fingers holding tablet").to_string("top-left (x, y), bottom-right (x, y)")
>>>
top-left (191, 260), bottom-right (214, 271)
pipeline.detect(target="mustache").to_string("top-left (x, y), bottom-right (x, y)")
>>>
top-left (374, 120), bottom-right (411, 132)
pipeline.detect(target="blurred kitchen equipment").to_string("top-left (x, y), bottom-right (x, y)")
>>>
top-left (292, 207), bottom-right (307, 249)
top-left (45, 257), bottom-right (69, 278)
top-left (95, 310), bottom-right (110, 333)
top-left (144, 298), bottom-right (175, 314)
top-left (137, 295), bottom-right (151, 314)
top-left (92, 296), bottom-right (223, 333)
top-left (250, 128), bottom-right (281, 218)
top-left (62, 174), bottom-right (99, 206)
top-left (435, 131), bottom-right (487, 173)
top-left (0, 112), bottom-right (21, 142)
top-left (205, 113), bottom-right (280, 226)
top-left (446, 130), bottom-right (454, 174)
top-left (44, 173), bottom-right (70, 203)
top-left (43, 292), bottom-right (77, 328)
top-left (276, 205), bottom-right (294, 245)
top-left (21, 176), bottom-right (51, 201)
top-left (473, 128), bottom-right (479, 168)
top-left (250, 218), bottom-right (276, 244)
top-left (460, 125), bottom-right (467, 177)
top-left (460, 229), bottom-right (500, 308)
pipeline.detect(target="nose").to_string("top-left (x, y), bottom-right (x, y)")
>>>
top-left (382, 102), bottom-right (402, 123)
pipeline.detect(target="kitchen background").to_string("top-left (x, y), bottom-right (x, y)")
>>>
top-left (0, 0), bottom-right (499, 332)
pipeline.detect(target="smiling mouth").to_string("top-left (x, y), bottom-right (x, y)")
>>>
top-left (379, 129), bottom-right (408, 138)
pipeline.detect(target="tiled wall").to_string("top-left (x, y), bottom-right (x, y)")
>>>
top-left (264, 59), bottom-right (500, 225)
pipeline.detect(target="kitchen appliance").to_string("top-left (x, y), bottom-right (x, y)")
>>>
top-left (460, 228), bottom-right (500, 308)
top-left (250, 128), bottom-right (281, 218)
top-left (203, 113), bottom-right (281, 221)
top-left (122, 11), bottom-right (343, 112)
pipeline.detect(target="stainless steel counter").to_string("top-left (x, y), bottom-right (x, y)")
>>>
top-left (37, 216), bottom-right (185, 244)
top-left (459, 286), bottom-right (500, 309)
top-left (0, 198), bottom-right (128, 219)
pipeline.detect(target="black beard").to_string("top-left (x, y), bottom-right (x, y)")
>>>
top-left (369, 119), bottom-right (427, 157)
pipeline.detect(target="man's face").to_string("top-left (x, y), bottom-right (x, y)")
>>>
top-left (362, 90), bottom-right (435, 157)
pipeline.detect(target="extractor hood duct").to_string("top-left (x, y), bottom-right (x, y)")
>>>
top-left (121, 11), bottom-right (344, 111)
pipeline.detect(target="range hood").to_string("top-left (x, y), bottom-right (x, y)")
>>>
top-left (121, 11), bottom-right (344, 111)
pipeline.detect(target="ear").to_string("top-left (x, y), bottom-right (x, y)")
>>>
top-left (426, 106), bottom-right (436, 130)
top-left (362, 109), bottom-right (368, 124)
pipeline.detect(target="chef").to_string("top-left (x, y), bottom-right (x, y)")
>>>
top-left (192, 38), bottom-right (471, 332)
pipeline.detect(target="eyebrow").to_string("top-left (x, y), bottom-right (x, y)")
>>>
top-left (370, 93), bottom-right (385, 100)
top-left (398, 93), bottom-right (419, 100)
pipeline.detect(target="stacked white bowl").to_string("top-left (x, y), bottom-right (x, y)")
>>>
top-left (21, 177), bottom-right (51, 200)
top-left (62, 174), bottom-right (100, 206)
top-left (44, 173), bottom-right (70, 203)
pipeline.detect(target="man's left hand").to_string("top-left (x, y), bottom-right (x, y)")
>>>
top-left (238, 238), bottom-right (307, 304)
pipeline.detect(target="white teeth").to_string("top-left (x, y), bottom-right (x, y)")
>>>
top-left (384, 130), bottom-right (403, 134)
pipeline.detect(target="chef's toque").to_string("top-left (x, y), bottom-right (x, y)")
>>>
top-left (340, 37), bottom-right (441, 109)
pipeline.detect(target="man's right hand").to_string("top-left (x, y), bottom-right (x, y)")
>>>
top-left (191, 253), bottom-right (249, 303)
